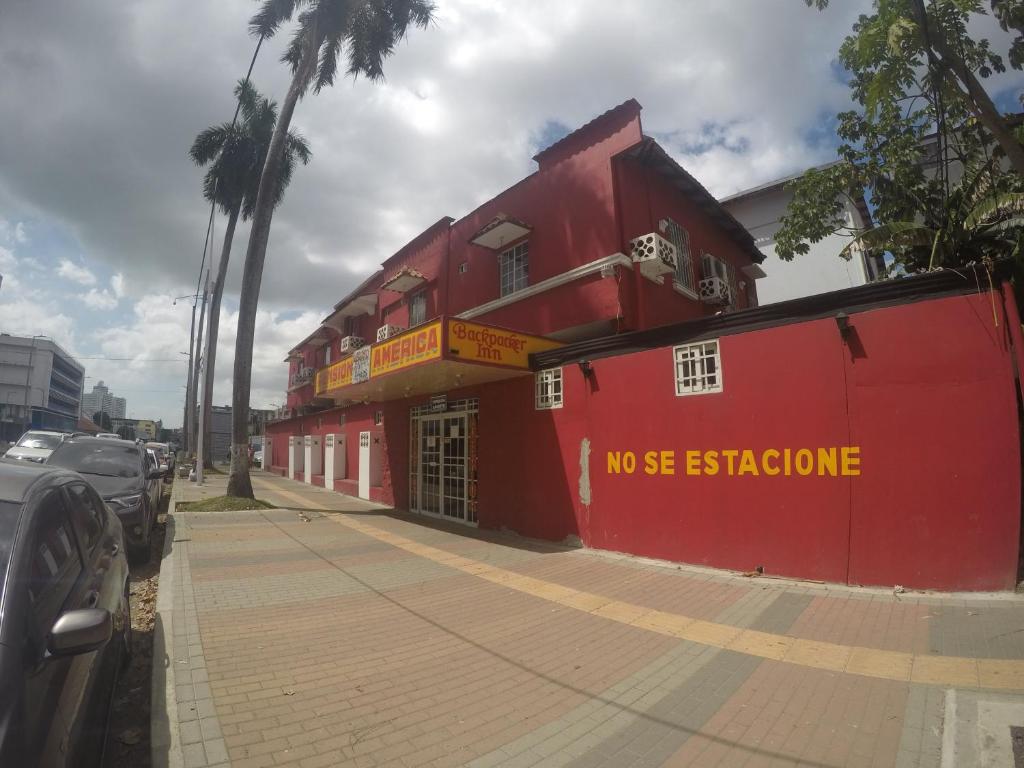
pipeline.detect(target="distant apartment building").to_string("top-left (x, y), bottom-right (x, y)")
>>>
top-left (0, 333), bottom-right (85, 441)
top-left (80, 380), bottom-right (127, 420)
top-left (720, 167), bottom-right (885, 304)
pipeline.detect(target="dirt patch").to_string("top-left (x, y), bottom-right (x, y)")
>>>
top-left (102, 487), bottom-right (168, 768)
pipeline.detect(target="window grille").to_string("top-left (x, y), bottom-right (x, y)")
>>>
top-left (674, 341), bottom-right (723, 396)
top-left (535, 368), bottom-right (563, 409)
top-left (409, 292), bottom-right (426, 326)
top-left (664, 219), bottom-right (695, 293)
top-left (374, 410), bottom-right (383, 426)
top-left (499, 242), bottom-right (529, 297)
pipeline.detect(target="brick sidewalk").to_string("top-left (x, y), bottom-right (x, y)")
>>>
top-left (155, 471), bottom-right (1024, 768)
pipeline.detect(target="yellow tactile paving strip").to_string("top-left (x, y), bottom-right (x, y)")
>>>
top-left (251, 478), bottom-right (1024, 692)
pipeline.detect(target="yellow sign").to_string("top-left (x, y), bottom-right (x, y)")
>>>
top-left (447, 320), bottom-right (562, 368)
top-left (317, 356), bottom-right (354, 395)
top-left (607, 448), bottom-right (862, 477)
top-left (370, 320), bottom-right (442, 377)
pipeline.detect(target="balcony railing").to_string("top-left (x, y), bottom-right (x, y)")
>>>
top-left (288, 367), bottom-right (315, 390)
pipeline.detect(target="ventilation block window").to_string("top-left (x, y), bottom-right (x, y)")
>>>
top-left (674, 340), bottom-right (723, 396)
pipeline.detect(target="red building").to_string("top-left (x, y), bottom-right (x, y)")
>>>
top-left (268, 101), bottom-right (1023, 591)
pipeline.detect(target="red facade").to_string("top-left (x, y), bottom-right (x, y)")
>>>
top-left (268, 101), bottom-right (1023, 591)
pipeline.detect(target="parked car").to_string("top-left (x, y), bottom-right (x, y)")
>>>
top-left (4, 431), bottom-right (69, 464)
top-left (0, 460), bottom-right (131, 767)
top-left (45, 437), bottom-right (162, 563)
top-left (144, 450), bottom-right (163, 509)
top-left (146, 442), bottom-right (174, 479)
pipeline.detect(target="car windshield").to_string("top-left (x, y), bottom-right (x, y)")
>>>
top-left (16, 433), bottom-right (62, 450)
top-left (48, 442), bottom-right (140, 478)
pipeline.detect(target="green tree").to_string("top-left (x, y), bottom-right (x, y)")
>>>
top-left (838, 154), bottom-right (1024, 269)
top-left (227, 0), bottom-right (436, 498)
top-left (189, 80), bottom-right (310, 468)
top-left (92, 411), bottom-right (112, 431)
top-left (776, 0), bottom-right (1024, 269)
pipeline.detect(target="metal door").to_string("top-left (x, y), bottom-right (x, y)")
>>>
top-left (419, 417), bottom-right (441, 515)
top-left (441, 415), bottom-right (467, 521)
top-left (358, 431), bottom-right (371, 499)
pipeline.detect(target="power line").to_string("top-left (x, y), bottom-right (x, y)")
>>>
top-left (77, 356), bottom-right (190, 362)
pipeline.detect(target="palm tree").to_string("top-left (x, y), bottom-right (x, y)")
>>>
top-left (190, 80), bottom-right (311, 468)
top-left (227, 0), bottom-right (436, 497)
top-left (840, 152), bottom-right (1024, 271)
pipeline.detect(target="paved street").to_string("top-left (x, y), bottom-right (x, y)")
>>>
top-left (156, 471), bottom-right (1024, 768)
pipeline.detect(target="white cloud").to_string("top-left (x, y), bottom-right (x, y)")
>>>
top-left (81, 288), bottom-right (118, 310)
top-left (0, 245), bottom-right (15, 272)
top-left (13, 222), bottom-right (27, 244)
top-left (56, 258), bottom-right (97, 286)
top-left (111, 272), bottom-right (125, 298)
top-left (0, 296), bottom-right (77, 354)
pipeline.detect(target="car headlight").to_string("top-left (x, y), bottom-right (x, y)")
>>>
top-left (108, 494), bottom-right (143, 509)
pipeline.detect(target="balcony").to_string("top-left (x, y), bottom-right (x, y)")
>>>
top-left (288, 367), bottom-right (315, 391)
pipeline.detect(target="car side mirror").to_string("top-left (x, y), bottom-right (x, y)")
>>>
top-left (147, 469), bottom-right (163, 480)
top-left (48, 608), bottom-right (112, 656)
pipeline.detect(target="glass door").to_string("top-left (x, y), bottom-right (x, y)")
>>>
top-left (419, 416), bottom-right (441, 516)
top-left (441, 414), bottom-right (467, 521)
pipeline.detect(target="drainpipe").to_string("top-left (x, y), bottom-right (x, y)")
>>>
top-left (611, 156), bottom-right (642, 331)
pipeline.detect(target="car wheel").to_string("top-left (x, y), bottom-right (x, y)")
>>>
top-left (121, 584), bottom-right (133, 669)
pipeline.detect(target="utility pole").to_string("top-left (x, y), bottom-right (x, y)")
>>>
top-left (183, 301), bottom-right (198, 455)
top-left (191, 269), bottom-right (210, 463)
top-left (196, 269), bottom-right (211, 485)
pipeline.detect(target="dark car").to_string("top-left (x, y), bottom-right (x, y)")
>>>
top-left (0, 460), bottom-right (131, 767)
top-left (46, 437), bottom-right (161, 564)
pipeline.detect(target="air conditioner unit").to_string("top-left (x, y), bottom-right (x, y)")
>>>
top-left (629, 232), bottom-right (677, 281)
top-left (338, 335), bottom-right (365, 353)
top-left (376, 324), bottom-right (404, 342)
top-left (699, 276), bottom-right (732, 305)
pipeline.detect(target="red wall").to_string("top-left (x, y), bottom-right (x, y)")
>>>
top-left (271, 288), bottom-right (1022, 590)
top-left (479, 289), bottom-right (1022, 591)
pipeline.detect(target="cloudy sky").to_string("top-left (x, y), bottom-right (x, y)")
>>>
top-left (1, 0), bottom-right (1021, 427)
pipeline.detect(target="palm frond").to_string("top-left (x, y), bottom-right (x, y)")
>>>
top-left (189, 124), bottom-right (234, 165)
top-left (286, 130), bottom-right (312, 164)
top-left (839, 221), bottom-right (937, 260)
top-left (965, 192), bottom-right (1024, 230)
top-left (249, 0), bottom-right (306, 38)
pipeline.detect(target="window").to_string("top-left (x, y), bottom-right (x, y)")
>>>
top-left (324, 344), bottom-right (331, 366)
top-left (374, 410), bottom-right (383, 426)
top-left (664, 219), bottom-right (695, 294)
top-left (535, 368), bottom-right (563, 410)
top-left (458, 262), bottom-right (468, 274)
top-left (674, 341), bottom-right (723, 396)
top-left (66, 483), bottom-right (105, 554)
top-left (409, 292), bottom-right (426, 327)
top-left (27, 491), bottom-right (82, 641)
top-left (499, 241), bottom-right (529, 297)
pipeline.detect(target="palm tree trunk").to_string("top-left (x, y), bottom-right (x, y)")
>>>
top-left (227, 20), bottom-right (320, 498)
top-left (201, 202), bottom-right (241, 467)
top-left (909, 0), bottom-right (1024, 175)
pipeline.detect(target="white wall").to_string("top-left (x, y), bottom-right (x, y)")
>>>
top-left (723, 188), bottom-right (875, 305)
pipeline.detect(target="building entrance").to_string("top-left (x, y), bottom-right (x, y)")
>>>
top-left (410, 400), bottom-right (478, 524)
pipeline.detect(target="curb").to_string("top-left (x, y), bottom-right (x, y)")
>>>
top-left (151, 490), bottom-right (181, 768)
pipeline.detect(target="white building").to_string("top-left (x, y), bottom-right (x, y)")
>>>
top-left (0, 334), bottom-right (85, 442)
top-left (720, 169), bottom-right (885, 305)
top-left (80, 380), bottom-right (127, 421)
